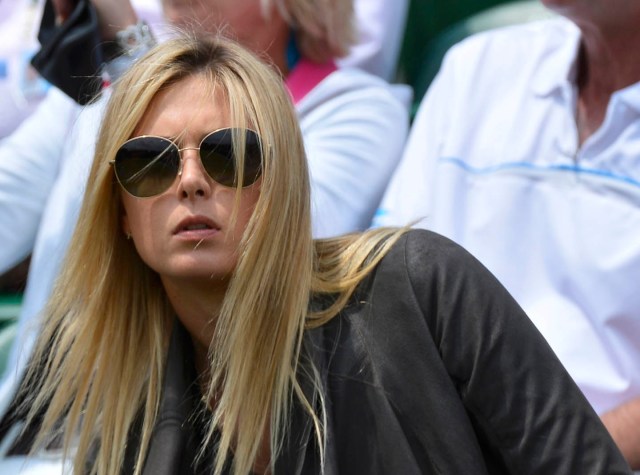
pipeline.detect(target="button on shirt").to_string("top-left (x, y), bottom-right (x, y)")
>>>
top-left (375, 17), bottom-right (640, 415)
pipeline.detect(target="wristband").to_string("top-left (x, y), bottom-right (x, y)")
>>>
top-left (115, 21), bottom-right (156, 57)
top-left (104, 21), bottom-right (156, 83)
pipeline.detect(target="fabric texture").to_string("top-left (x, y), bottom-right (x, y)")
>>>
top-left (375, 17), bottom-right (640, 416)
top-left (120, 230), bottom-right (629, 474)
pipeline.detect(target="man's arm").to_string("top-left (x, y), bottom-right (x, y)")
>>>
top-left (0, 88), bottom-right (79, 273)
top-left (602, 397), bottom-right (640, 469)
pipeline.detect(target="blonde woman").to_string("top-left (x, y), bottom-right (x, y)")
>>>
top-left (0, 36), bottom-right (629, 475)
top-left (0, 0), bottom-right (407, 418)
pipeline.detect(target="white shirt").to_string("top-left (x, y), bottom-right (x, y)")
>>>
top-left (375, 17), bottom-right (640, 415)
top-left (337, 0), bottom-right (409, 81)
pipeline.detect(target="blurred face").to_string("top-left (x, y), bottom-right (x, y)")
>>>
top-left (541, 0), bottom-right (598, 18)
top-left (541, 0), bottom-right (640, 30)
top-left (161, 0), bottom-right (289, 57)
top-left (120, 74), bottom-right (260, 288)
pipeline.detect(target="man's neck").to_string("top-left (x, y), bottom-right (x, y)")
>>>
top-left (575, 22), bottom-right (640, 144)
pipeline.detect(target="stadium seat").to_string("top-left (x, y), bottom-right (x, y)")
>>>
top-left (0, 294), bottom-right (21, 376)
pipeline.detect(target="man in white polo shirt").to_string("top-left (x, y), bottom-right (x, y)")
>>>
top-left (376, 0), bottom-right (640, 468)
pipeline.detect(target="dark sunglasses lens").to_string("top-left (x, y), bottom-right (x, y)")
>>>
top-left (114, 137), bottom-right (180, 197)
top-left (200, 129), bottom-right (262, 187)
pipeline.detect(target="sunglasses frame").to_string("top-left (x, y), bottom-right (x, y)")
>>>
top-left (110, 127), bottom-right (262, 198)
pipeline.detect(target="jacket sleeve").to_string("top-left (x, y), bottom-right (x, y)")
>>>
top-left (403, 229), bottom-right (631, 474)
top-left (0, 88), bottom-right (79, 272)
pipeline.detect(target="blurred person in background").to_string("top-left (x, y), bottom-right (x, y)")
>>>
top-left (0, 0), bottom-right (164, 139)
top-left (0, 0), bottom-right (163, 293)
top-left (375, 0), bottom-right (640, 467)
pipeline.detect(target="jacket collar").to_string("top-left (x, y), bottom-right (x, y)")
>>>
top-left (142, 319), bottom-right (326, 475)
top-left (140, 319), bottom-right (202, 475)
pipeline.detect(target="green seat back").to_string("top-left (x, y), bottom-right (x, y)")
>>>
top-left (397, 0), bottom-right (516, 86)
top-left (0, 294), bottom-right (22, 376)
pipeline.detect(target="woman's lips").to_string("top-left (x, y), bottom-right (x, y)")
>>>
top-left (174, 215), bottom-right (220, 239)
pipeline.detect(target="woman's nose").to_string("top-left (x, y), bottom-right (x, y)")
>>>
top-left (177, 149), bottom-right (211, 199)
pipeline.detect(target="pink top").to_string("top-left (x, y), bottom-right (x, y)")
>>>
top-left (285, 58), bottom-right (337, 105)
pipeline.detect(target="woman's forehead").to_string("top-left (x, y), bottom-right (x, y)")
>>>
top-left (133, 76), bottom-right (233, 138)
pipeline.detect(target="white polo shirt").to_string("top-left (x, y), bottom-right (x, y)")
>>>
top-left (375, 17), bottom-right (640, 415)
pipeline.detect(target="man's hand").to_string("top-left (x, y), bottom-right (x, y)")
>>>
top-left (51, 0), bottom-right (76, 24)
top-left (51, 0), bottom-right (138, 39)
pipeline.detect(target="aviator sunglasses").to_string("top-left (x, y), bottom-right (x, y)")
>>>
top-left (111, 127), bottom-right (262, 198)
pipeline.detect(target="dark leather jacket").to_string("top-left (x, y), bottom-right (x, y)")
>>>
top-left (130, 230), bottom-right (630, 474)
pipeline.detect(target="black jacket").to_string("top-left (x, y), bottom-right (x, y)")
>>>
top-left (132, 230), bottom-right (630, 474)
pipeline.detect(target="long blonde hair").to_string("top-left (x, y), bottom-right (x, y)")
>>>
top-left (19, 35), bottom-right (404, 475)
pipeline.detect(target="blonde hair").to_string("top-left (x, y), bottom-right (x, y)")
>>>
top-left (265, 0), bottom-right (355, 61)
top-left (19, 35), bottom-right (404, 475)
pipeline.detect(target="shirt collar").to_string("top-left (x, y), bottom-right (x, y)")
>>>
top-left (531, 19), bottom-right (582, 97)
top-left (531, 19), bottom-right (640, 114)
top-left (615, 79), bottom-right (640, 113)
